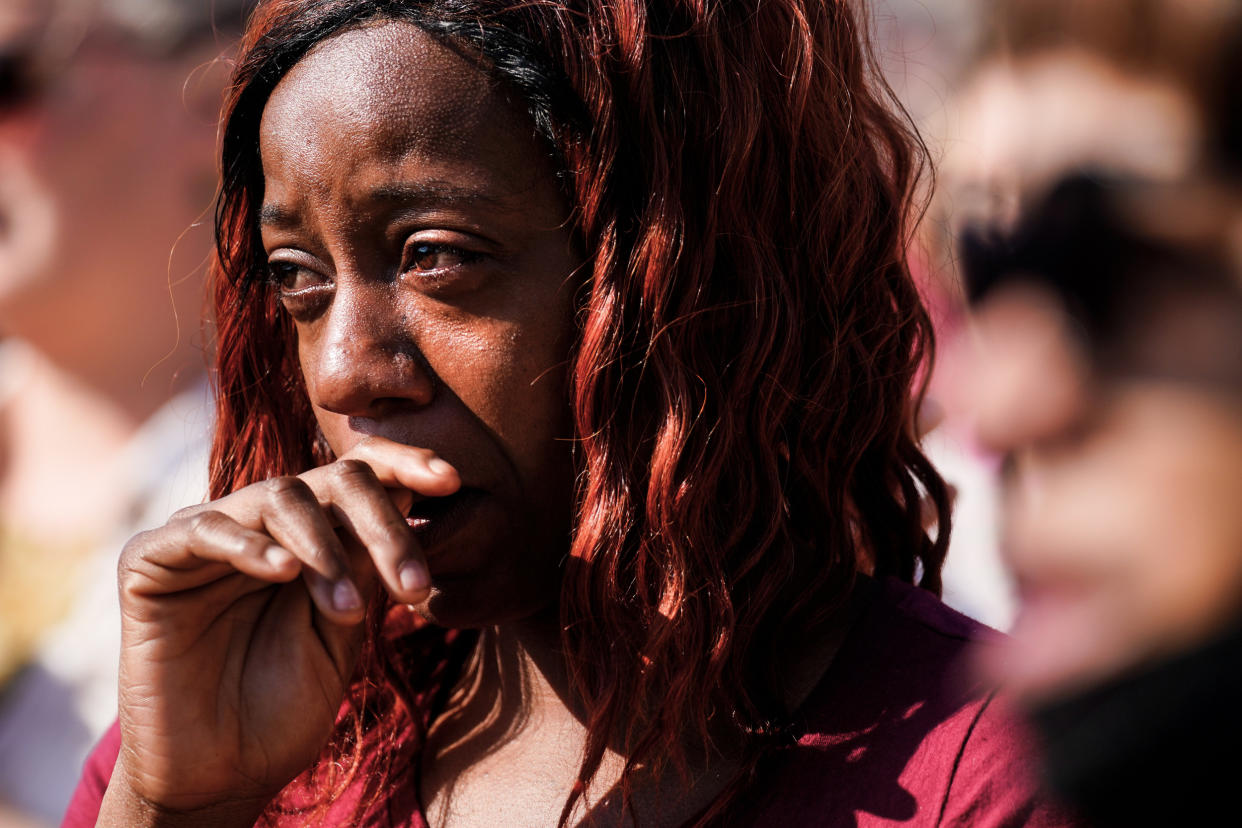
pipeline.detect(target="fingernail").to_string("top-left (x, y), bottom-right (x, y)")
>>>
top-left (427, 457), bottom-right (454, 476)
top-left (265, 546), bottom-right (295, 569)
top-left (399, 560), bottom-right (429, 595)
top-left (333, 579), bottom-right (363, 613)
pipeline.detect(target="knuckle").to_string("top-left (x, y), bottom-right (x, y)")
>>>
top-left (305, 545), bottom-right (343, 577)
top-left (263, 475), bottom-right (313, 503)
top-left (183, 509), bottom-right (229, 542)
top-left (383, 531), bottom-right (419, 561)
top-left (117, 530), bottom-right (159, 594)
top-left (332, 457), bottom-right (376, 481)
top-left (379, 508), bottom-right (416, 538)
top-left (169, 503), bottom-right (206, 523)
top-left (380, 511), bottom-right (413, 535)
top-left (330, 458), bottom-right (381, 497)
top-left (237, 533), bottom-right (271, 560)
top-left (368, 515), bottom-right (419, 560)
top-left (117, 564), bottom-right (140, 597)
top-left (117, 534), bottom-right (147, 578)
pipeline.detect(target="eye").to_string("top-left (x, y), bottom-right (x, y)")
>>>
top-left (404, 242), bottom-right (481, 274)
top-left (266, 260), bottom-right (328, 294)
top-left (265, 258), bottom-right (332, 319)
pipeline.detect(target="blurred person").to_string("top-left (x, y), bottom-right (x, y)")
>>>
top-left (918, 0), bottom-right (1242, 633)
top-left (930, 5), bottom-right (1242, 822)
top-left (0, 1), bottom-right (250, 823)
top-left (951, 175), bottom-right (1242, 826)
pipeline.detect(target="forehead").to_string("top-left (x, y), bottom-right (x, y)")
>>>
top-left (259, 20), bottom-right (529, 181)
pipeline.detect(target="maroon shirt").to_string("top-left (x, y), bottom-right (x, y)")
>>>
top-left (64, 578), bottom-right (1078, 827)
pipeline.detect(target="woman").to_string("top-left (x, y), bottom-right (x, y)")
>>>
top-left (68, 1), bottom-right (1072, 825)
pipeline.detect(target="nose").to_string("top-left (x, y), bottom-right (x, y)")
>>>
top-left (303, 284), bottom-right (436, 418)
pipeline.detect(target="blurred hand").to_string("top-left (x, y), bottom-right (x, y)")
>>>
top-left (98, 437), bottom-right (460, 825)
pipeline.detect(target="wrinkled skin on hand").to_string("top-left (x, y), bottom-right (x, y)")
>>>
top-left (113, 438), bottom-right (458, 813)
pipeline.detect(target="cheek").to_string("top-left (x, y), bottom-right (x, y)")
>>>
top-left (294, 333), bottom-right (352, 454)
top-left (429, 313), bottom-right (573, 470)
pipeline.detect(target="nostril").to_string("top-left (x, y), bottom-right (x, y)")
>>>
top-left (346, 396), bottom-right (429, 432)
top-left (372, 396), bottom-right (428, 416)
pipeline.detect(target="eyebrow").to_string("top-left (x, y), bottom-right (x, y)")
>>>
top-left (371, 181), bottom-right (510, 210)
top-left (258, 180), bottom-right (513, 228)
top-left (258, 203), bottom-right (300, 228)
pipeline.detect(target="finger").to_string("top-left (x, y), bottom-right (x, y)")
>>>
top-left (265, 567), bottom-right (369, 689)
top-left (326, 436), bottom-right (461, 498)
top-left (254, 476), bottom-right (364, 624)
top-left (387, 486), bottom-right (415, 518)
top-left (120, 510), bottom-right (302, 598)
top-left (316, 459), bottom-right (430, 603)
top-left (187, 438), bottom-right (458, 531)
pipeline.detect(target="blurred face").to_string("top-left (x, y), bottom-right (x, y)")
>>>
top-left (953, 286), bottom-right (1242, 703)
top-left (258, 21), bottom-right (580, 627)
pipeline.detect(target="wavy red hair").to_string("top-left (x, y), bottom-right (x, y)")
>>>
top-left (207, 1), bottom-right (950, 823)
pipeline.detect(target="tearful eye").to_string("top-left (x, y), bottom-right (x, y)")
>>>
top-left (406, 242), bottom-right (480, 274)
top-left (267, 260), bottom-right (327, 294)
top-left (265, 259), bottom-right (332, 319)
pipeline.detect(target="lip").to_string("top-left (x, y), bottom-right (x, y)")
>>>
top-left (405, 486), bottom-right (486, 557)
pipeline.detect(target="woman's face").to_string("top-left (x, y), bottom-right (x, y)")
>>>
top-left (258, 20), bottom-right (579, 627)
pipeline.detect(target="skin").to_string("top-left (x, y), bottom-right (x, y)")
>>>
top-left (255, 21), bottom-right (580, 630)
top-left (98, 21), bottom-right (582, 827)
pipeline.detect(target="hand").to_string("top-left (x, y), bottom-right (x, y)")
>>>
top-left (102, 436), bottom-right (460, 823)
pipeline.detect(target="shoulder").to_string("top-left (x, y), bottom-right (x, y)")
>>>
top-left (742, 577), bottom-right (1081, 827)
top-left (936, 693), bottom-right (1080, 827)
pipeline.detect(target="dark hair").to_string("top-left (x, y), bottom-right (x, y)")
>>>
top-left (208, 1), bottom-right (950, 823)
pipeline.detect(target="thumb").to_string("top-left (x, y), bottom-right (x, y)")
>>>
top-left (311, 536), bottom-right (379, 682)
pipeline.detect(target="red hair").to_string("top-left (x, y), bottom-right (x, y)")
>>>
top-left (207, 1), bottom-right (949, 823)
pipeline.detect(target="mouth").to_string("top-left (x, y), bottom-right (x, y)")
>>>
top-left (405, 487), bottom-right (486, 554)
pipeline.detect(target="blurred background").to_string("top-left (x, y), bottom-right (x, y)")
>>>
top-left (2, 0), bottom-right (1240, 825)
top-left (0, 1), bottom-right (251, 824)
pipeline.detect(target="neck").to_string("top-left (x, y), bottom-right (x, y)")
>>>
top-left (441, 609), bottom-right (576, 743)
top-left (423, 587), bottom-right (858, 826)
top-left (439, 581), bottom-right (860, 748)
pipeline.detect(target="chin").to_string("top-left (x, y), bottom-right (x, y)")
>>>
top-left (408, 493), bottom-right (569, 629)
top-left (412, 574), bottom-right (560, 630)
